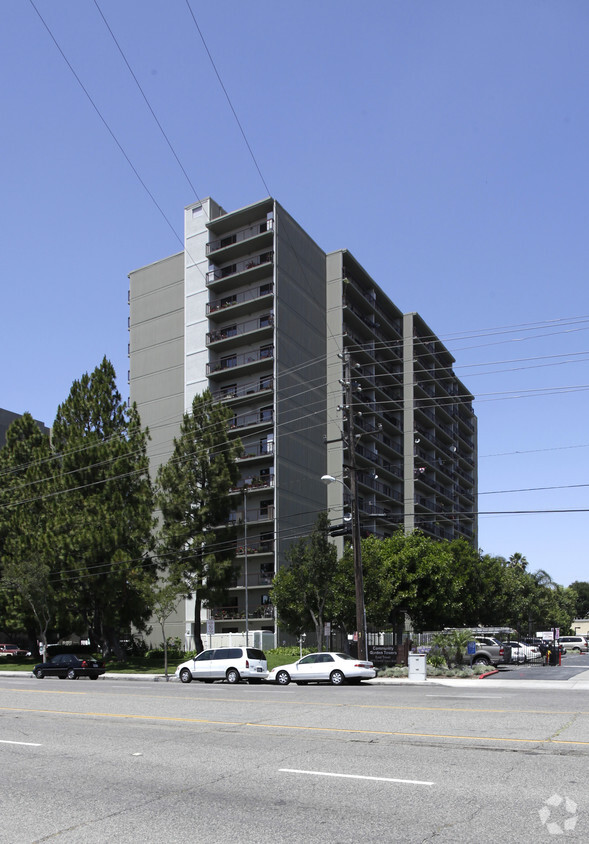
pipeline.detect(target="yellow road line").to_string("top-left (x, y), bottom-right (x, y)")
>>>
top-left (7, 689), bottom-right (589, 717)
top-left (247, 722), bottom-right (589, 745)
top-left (2, 706), bottom-right (589, 746)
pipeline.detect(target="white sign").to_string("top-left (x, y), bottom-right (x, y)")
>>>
top-left (207, 619), bottom-right (215, 636)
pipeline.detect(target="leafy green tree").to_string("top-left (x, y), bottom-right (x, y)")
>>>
top-left (271, 513), bottom-right (339, 650)
top-left (147, 575), bottom-right (187, 679)
top-left (155, 389), bottom-right (241, 653)
top-left (569, 581), bottom-right (589, 618)
top-left (336, 531), bottom-right (460, 634)
top-left (51, 358), bottom-right (156, 657)
top-left (0, 413), bottom-right (58, 654)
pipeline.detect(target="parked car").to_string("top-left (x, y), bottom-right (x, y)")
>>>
top-left (465, 637), bottom-right (510, 667)
top-left (33, 653), bottom-right (105, 680)
top-left (267, 652), bottom-right (377, 686)
top-left (502, 641), bottom-right (541, 663)
top-left (0, 643), bottom-right (30, 657)
top-left (556, 636), bottom-right (588, 653)
top-left (175, 647), bottom-right (268, 684)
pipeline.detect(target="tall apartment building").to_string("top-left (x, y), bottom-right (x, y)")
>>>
top-left (128, 196), bottom-right (477, 648)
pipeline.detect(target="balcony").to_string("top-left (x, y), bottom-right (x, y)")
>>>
top-left (212, 377), bottom-right (274, 403)
top-left (207, 346), bottom-right (274, 376)
top-left (235, 540), bottom-right (274, 557)
top-left (211, 605), bottom-right (274, 621)
top-left (229, 408), bottom-right (273, 432)
top-left (206, 314), bottom-right (273, 348)
top-left (230, 474), bottom-right (275, 493)
top-left (206, 251), bottom-right (274, 290)
top-left (207, 283), bottom-right (273, 319)
top-left (206, 217), bottom-right (274, 257)
top-left (238, 441), bottom-right (274, 460)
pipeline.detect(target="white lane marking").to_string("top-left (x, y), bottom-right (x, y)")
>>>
top-left (0, 739), bottom-right (42, 747)
top-left (425, 695), bottom-right (510, 699)
top-left (279, 769), bottom-right (433, 786)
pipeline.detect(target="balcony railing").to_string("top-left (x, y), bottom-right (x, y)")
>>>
top-left (212, 378), bottom-right (274, 402)
top-left (206, 251), bottom-right (274, 285)
top-left (206, 218), bottom-right (274, 255)
top-left (230, 409), bottom-right (273, 430)
top-left (238, 441), bottom-right (274, 460)
top-left (206, 314), bottom-right (273, 346)
top-left (207, 346), bottom-right (274, 375)
top-left (235, 541), bottom-right (274, 556)
top-left (229, 505), bottom-right (275, 525)
top-left (207, 283), bottom-right (274, 316)
top-left (230, 474), bottom-right (275, 493)
top-left (211, 605), bottom-right (274, 621)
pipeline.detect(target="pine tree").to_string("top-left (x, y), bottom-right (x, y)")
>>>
top-left (0, 413), bottom-right (56, 655)
top-left (156, 389), bottom-right (241, 653)
top-left (50, 357), bottom-right (155, 657)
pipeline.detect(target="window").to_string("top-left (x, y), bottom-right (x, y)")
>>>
top-left (259, 283), bottom-right (272, 296)
top-left (259, 375), bottom-right (272, 391)
top-left (259, 498), bottom-right (273, 518)
top-left (194, 650), bottom-right (213, 661)
top-left (220, 355), bottom-right (237, 369)
top-left (260, 313), bottom-right (272, 328)
top-left (220, 325), bottom-right (237, 339)
top-left (260, 345), bottom-right (273, 359)
top-left (213, 648), bottom-right (241, 660)
top-left (192, 204), bottom-right (203, 217)
top-left (260, 562), bottom-right (273, 583)
top-left (260, 406), bottom-right (272, 422)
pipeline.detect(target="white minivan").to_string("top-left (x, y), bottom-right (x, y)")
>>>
top-left (175, 647), bottom-right (268, 684)
top-left (557, 636), bottom-right (588, 653)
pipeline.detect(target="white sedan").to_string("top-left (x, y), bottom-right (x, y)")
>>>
top-left (503, 641), bottom-right (542, 663)
top-left (267, 652), bottom-right (377, 686)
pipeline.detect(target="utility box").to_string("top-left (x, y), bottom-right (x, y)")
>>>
top-left (408, 653), bottom-right (427, 681)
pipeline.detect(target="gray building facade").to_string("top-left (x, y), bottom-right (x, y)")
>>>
top-left (128, 197), bottom-right (477, 648)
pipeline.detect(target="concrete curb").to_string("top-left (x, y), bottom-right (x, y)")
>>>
top-left (3, 670), bottom-right (589, 690)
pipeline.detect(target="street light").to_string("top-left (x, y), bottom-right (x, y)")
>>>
top-left (321, 473), bottom-right (367, 660)
top-left (243, 485), bottom-right (250, 647)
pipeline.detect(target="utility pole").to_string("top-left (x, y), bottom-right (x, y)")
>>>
top-left (340, 353), bottom-right (368, 662)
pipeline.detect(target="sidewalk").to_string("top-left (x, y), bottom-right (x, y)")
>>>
top-left (3, 669), bottom-right (589, 689)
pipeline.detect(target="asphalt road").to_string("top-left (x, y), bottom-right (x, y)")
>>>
top-left (487, 650), bottom-right (589, 681)
top-left (1, 671), bottom-right (588, 843)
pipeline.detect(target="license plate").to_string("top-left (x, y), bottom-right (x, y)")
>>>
top-left (256, 667), bottom-right (263, 672)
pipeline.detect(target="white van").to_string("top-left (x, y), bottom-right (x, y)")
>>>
top-left (175, 646), bottom-right (268, 684)
top-left (557, 636), bottom-right (588, 653)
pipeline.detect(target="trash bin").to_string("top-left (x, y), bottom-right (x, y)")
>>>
top-left (408, 653), bottom-right (427, 681)
top-left (549, 648), bottom-right (559, 666)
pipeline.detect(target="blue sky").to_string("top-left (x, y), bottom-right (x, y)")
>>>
top-left (1, 1), bottom-right (588, 588)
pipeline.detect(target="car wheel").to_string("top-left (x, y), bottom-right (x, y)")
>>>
top-left (472, 657), bottom-right (490, 666)
top-left (179, 668), bottom-right (192, 684)
top-left (34, 668), bottom-right (44, 679)
top-left (226, 668), bottom-right (240, 684)
top-left (330, 670), bottom-right (345, 685)
top-left (573, 647), bottom-right (580, 653)
top-left (89, 675), bottom-right (99, 680)
top-left (66, 669), bottom-right (77, 680)
top-left (275, 670), bottom-right (290, 686)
